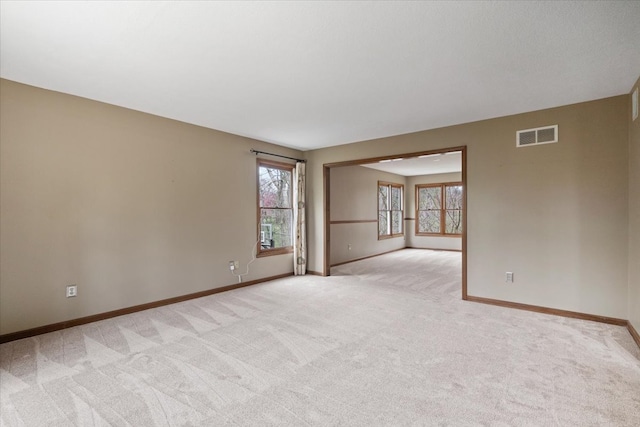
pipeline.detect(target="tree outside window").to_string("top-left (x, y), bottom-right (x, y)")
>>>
top-left (258, 160), bottom-right (294, 256)
top-left (378, 181), bottom-right (404, 239)
top-left (416, 183), bottom-right (463, 235)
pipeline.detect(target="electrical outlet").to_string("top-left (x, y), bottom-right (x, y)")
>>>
top-left (505, 272), bottom-right (514, 283)
top-left (66, 285), bottom-right (78, 298)
top-left (348, 244), bottom-right (352, 251)
top-left (229, 261), bottom-right (239, 271)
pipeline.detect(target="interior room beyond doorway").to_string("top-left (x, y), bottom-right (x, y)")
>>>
top-left (322, 146), bottom-right (467, 298)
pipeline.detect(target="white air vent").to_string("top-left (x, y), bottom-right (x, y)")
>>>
top-left (516, 125), bottom-right (558, 147)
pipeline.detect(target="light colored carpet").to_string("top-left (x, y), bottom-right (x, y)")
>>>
top-left (1, 249), bottom-right (639, 426)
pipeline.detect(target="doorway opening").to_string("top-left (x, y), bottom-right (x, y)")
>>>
top-left (322, 146), bottom-right (467, 300)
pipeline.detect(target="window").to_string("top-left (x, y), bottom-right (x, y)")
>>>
top-left (257, 160), bottom-right (294, 256)
top-left (378, 181), bottom-right (404, 239)
top-left (416, 182), bottom-right (463, 236)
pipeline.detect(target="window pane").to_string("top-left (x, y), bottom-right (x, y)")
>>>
top-left (418, 210), bottom-right (441, 233)
top-left (378, 185), bottom-right (389, 210)
top-left (445, 185), bottom-right (462, 210)
top-left (259, 166), bottom-right (292, 208)
top-left (391, 211), bottom-right (402, 234)
top-left (391, 186), bottom-right (402, 210)
top-left (260, 208), bottom-right (292, 248)
top-left (418, 187), bottom-right (441, 210)
top-left (445, 210), bottom-right (463, 234)
top-left (379, 211), bottom-right (389, 236)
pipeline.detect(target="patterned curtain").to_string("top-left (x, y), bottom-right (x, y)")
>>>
top-left (293, 162), bottom-right (306, 275)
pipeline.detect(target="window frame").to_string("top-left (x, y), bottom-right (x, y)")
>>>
top-left (377, 181), bottom-right (404, 240)
top-left (415, 182), bottom-right (463, 237)
top-left (257, 159), bottom-right (295, 257)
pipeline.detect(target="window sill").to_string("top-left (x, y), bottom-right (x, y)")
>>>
top-left (378, 234), bottom-right (404, 240)
top-left (257, 247), bottom-right (294, 258)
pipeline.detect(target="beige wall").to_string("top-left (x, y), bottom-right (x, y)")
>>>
top-left (329, 165), bottom-right (406, 265)
top-left (1, 77), bottom-right (635, 335)
top-left (629, 74), bottom-right (640, 333)
top-left (306, 95), bottom-right (629, 318)
top-left (0, 79), bottom-right (302, 335)
top-left (405, 172), bottom-right (462, 251)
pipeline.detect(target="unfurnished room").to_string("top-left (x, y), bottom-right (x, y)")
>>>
top-left (1, 1), bottom-right (639, 425)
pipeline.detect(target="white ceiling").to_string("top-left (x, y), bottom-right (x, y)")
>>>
top-left (1, 1), bottom-right (639, 151)
top-left (361, 151), bottom-right (461, 177)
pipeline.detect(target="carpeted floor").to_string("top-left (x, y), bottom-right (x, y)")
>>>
top-left (1, 249), bottom-right (639, 426)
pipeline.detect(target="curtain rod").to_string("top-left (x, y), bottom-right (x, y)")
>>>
top-left (250, 149), bottom-right (306, 163)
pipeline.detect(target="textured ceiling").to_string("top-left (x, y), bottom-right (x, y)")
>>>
top-left (1, 1), bottom-right (639, 151)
